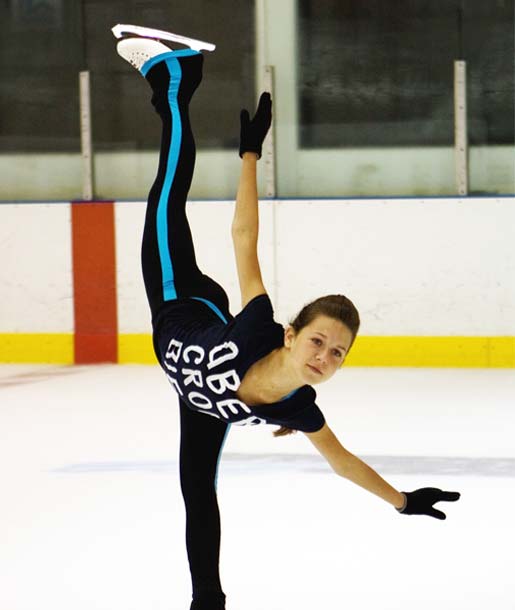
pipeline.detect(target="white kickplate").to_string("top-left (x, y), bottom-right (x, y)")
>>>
top-left (111, 24), bottom-right (216, 52)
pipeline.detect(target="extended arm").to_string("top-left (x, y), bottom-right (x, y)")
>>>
top-left (232, 152), bottom-right (259, 235)
top-left (231, 153), bottom-right (266, 308)
top-left (305, 423), bottom-right (461, 519)
top-left (231, 93), bottom-right (272, 308)
top-left (305, 423), bottom-right (404, 508)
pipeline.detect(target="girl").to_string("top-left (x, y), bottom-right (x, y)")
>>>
top-left (114, 29), bottom-right (460, 610)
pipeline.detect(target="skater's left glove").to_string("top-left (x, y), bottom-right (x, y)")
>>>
top-left (397, 487), bottom-right (461, 520)
top-left (239, 92), bottom-right (272, 159)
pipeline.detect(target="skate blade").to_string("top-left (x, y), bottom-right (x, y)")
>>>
top-left (111, 24), bottom-right (215, 52)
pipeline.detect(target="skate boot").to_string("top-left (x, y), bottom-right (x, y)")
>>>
top-left (115, 37), bottom-right (172, 73)
top-left (115, 33), bottom-right (204, 118)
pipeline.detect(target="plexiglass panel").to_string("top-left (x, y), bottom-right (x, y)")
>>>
top-left (0, 0), bottom-right (513, 200)
top-left (0, 0), bottom-right (256, 200)
top-left (293, 0), bottom-right (514, 196)
top-left (298, 1), bottom-right (514, 148)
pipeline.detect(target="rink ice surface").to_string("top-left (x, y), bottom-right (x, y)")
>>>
top-left (1, 364), bottom-right (514, 610)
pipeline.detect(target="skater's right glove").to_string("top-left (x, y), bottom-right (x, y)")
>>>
top-left (397, 487), bottom-right (461, 520)
top-left (239, 92), bottom-right (272, 159)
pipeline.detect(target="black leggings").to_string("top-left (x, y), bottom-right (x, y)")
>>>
top-left (141, 50), bottom-right (230, 610)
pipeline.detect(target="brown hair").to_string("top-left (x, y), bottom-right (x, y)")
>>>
top-left (273, 294), bottom-right (360, 438)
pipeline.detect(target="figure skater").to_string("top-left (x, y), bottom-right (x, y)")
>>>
top-left (113, 26), bottom-right (460, 610)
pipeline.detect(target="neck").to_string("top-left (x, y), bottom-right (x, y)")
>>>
top-left (260, 347), bottom-right (302, 399)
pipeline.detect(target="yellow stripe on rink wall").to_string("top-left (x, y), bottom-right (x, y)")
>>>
top-left (0, 334), bottom-right (74, 364)
top-left (1, 334), bottom-right (514, 367)
top-left (117, 334), bottom-right (158, 364)
top-left (118, 334), bottom-right (515, 368)
top-left (345, 336), bottom-right (515, 368)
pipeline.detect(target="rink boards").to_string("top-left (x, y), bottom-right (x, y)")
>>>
top-left (1, 197), bottom-right (514, 366)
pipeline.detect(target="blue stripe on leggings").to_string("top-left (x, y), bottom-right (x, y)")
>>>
top-left (191, 297), bottom-right (228, 324)
top-left (155, 56), bottom-right (183, 301)
top-left (141, 48), bottom-right (199, 77)
top-left (149, 50), bottom-right (202, 302)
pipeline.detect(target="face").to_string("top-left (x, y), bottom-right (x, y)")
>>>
top-left (284, 315), bottom-right (354, 385)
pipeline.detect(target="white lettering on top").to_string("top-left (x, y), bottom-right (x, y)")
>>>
top-left (183, 345), bottom-right (205, 365)
top-left (166, 373), bottom-right (183, 396)
top-left (166, 339), bottom-right (183, 363)
top-left (162, 335), bottom-right (268, 425)
top-left (182, 368), bottom-right (203, 388)
top-left (216, 399), bottom-right (251, 419)
top-left (206, 370), bottom-right (241, 395)
top-left (188, 392), bottom-right (213, 410)
top-left (207, 342), bottom-right (239, 370)
top-left (233, 416), bottom-right (267, 426)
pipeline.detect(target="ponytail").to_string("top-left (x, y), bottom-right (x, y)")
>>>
top-left (273, 426), bottom-right (297, 437)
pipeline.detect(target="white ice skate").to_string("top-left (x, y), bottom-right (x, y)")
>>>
top-left (111, 24), bottom-right (215, 52)
top-left (116, 38), bottom-right (173, 72)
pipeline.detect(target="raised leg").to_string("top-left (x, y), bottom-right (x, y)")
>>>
top-left (139, 49), bottom-right (205, 317)
top-left (116, 38), bottom-right (231, 322)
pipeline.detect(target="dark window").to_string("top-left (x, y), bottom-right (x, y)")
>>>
top-left (298, 0), bottom-right (514, 147)
top-left (0, 1), bottom-right (83, 152)
top-left (0, 0), bottom-right (255, 152)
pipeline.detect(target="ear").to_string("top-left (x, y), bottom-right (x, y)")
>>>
top-left (284, 325), bottom-right (295, 348)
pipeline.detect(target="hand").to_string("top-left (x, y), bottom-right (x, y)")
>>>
top-left (239, 92), bottom-right (272, 159)
top-left (397, 487), bottom-right (461, 520)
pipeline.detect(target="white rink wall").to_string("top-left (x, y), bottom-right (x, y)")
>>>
top-left (1, 203), bottom-right (74, 333)
top-left (118, 197), bottom-right (515, 336)
top-left (2, 197), bottom-right (514, 336)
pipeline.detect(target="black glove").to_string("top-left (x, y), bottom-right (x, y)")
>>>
top-left (397, 487), bottom-right (461, 520)
top-left (239, 92), bottom-right (272, 159)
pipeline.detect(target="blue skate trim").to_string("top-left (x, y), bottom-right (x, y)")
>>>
top-left (141, 48), bottom-right (200, 77)
top-left (191, 297), bottom-right (229, 324)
